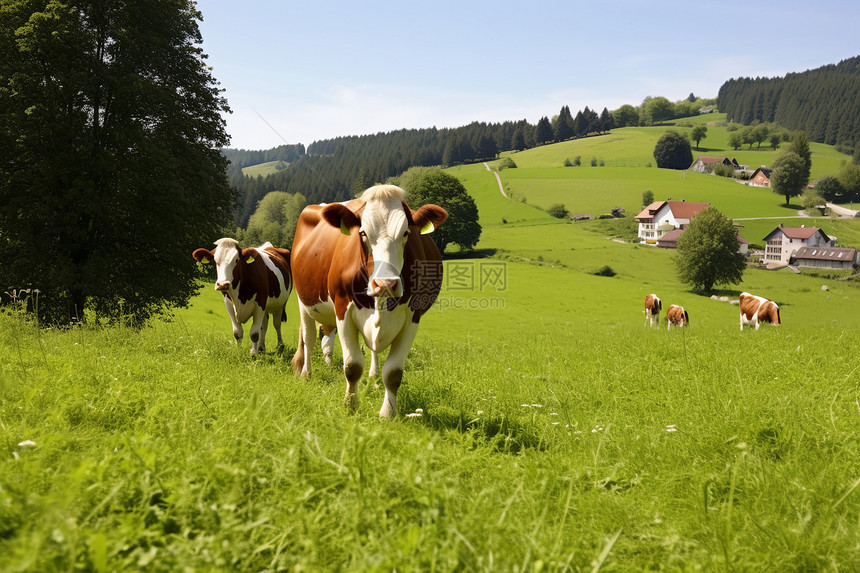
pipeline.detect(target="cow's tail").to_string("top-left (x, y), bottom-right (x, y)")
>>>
top-left (291, 326), bottom-right (305, 377)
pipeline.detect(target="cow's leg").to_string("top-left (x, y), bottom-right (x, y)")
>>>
top-left (740, 313), bottom-right (744, 331)
top-left (320, 324), bottom-right (336, 364)
top-left (271, 306), bottom-right (285, 351)
top-left (224, 294), bottom-right (243, 345)
top-left (248, 309), bottom-right (266, 356)
top-left (368, 350), bottom-right (380, 378)
top-left (292, 304), bottom-right (317, 377)
top-left (379, 322), bottom-right (419, 419)
top-left (258, 312), bottom-right (270, 354)
top-left (337, 318), bottom-right (365, 411)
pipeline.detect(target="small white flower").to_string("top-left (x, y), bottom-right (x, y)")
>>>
top-left (521, 404), bottom-right (531, 408)
top-left (477, 410), bottom-right (484, 415)
top-left (18, 440), bottom-right (37, 448)
top-left (415, 408), bottom-right (423, 413)
top-left (550, 412), bottom-right (559, 416)
top-left (531, 404), bottom-right (543, 408)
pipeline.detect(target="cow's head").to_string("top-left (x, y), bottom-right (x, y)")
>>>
top-left (192, 238), bottom-right (256, 293)
top-left (321, 185), bottom-right (447, 298)
top-left (761, 301), bottom-right (780, 326)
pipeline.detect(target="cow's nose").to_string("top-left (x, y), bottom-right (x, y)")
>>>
top-left (370, 278), bottom-right (398, 295)
top-left (215, 281), bottom-right (230, 292)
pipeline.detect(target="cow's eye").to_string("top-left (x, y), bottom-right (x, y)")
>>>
top-left (403, 230), bottom-right (410, 238)
top-left (359, 230), bottom-right (367, 240)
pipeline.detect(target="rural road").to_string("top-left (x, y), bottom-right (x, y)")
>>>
top-left (483, 163), bottom-right (507, 198)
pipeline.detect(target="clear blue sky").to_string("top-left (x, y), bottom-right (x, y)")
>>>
top-left (196, 0), bottom-right (860, 150)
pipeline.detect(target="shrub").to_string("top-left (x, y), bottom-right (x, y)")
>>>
top-left (547, 204), bottom-right (568, 219)
top-left (593, 265), bottom-right (616, 277)
top-left (498, 157), bottom-right (517, 170)
top-left (563, 158), bottom-right (573, 167)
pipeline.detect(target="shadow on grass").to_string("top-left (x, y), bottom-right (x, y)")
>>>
top-left (415, 405), bottom-right (546, 454)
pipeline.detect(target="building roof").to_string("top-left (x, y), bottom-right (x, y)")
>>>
top-left (656, 228), bottom-right (684, 247)
top-left (765, 225), bottom-right (830, 241)
top-left (752, 166), bottom-right (772, 178)
top-left (635, 201), bottom-right (666, 221)
top-left (695, 156), bottom-right (728, 165)
top-left (794, 246), bottom-right (857, 261)
top-left (667, 200), bottom-right (710, 219)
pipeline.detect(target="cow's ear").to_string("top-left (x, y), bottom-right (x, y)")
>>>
top-left (322, 203), bottom-right (361, 235)
top-left (410, 204), bottom-right (448, 234)
top-left (240, 248), bottom-right (256, 264)
top-left (193, 248), bottom-right (214, 264)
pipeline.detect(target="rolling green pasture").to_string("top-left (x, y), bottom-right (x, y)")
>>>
top-left (2, 118), bottom-right (859, 570)
top-left (242, 160), bottom-right (289, 178)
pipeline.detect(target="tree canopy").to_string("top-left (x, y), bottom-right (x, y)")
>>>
top-left (771, 151), bottom-right (808, 206)
top-left (241, 192), bottom-right (307, 250)
top-left (653, 131), bottom-right (693, 170)
top-left (675, 207), bottom-right (746, 294)
top-left (0, 0), bottom-right (232, 325)
top-left (400, 170), bottom-right (481, 253)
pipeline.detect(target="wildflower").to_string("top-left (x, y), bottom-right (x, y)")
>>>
top-left (663, 424), bottom-right (677, 433)
top-left (18, 440), bottom-right (37, 448)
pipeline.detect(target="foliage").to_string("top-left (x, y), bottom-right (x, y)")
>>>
top-left (497, 157), bottom-right (517, 170)
top-left (815, 175), bottom-right (846, 203)
top-left (691, 125), bottom-right (708, 148)
top-left (641, 190), bottom-right (654, 207)
top-left (241, 192), bottom-right (307, 249)
top-left (801, 192), bottom-right (828, 215)
top-left (592, 264), bottom-right (616, 276)
top-left (534, 116), bottom-right (554, 145)
top-left (771, 151), bottom-right (808, 205)
top-left (717, 55), bottom-right (860, 159)
top-left (404, 170), bottom-right (481, 252)
top-left (653, 131), bottom-right (693, 170)
top-left (675, 207), bottom-right (746, 293)
top-left (837, 163), bottom-right (860, 202)
top-left (547, 204), bottom-right (569, 219)
top-left (0, 0), bottom-right (232, 325)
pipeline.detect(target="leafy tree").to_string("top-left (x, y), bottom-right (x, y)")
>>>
top-left (837, 163), bottom-right (860, 203)
top-left (771, 151), bottom-right (808, 206)
top-left (691, 125), bottom-right (708, 149)
top-left (753, 124), bottom-right (770, 148)
top-left (548, 204), bottom-right (568, 219)
top-left (653, 131), bottom-right (693, 170)
top-left (242, 192), bottom-right (307, 249)
top-left (404, 170), bottom-right (481, 253)
top-left (814, 175), bottom-right (845, 203)
top-left (675, 207), bottom-right (745, 294)
top-left (787, 131), bottom-right (812, 187)
top-left (534, 116), bottom-right (554, 145)
top-left (497, 157), bottom-right (517, 170)
top-left (769, 132), bottom-right (783, 150)
top-left (643, 96), bottom-right (674, 125)
top-left (641, 190), bottom-right (655, 207)
top-left (611, 104), bottom-right (639, 128)
top-left (728, 132), bottom-right (743, 150)
top-left (0, 0), bottom-right (232, 325)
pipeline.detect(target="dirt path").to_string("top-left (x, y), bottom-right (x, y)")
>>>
top-left (483, 163), bottom-right (507, 198)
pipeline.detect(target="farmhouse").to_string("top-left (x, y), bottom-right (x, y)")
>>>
top-left (763, 224), bottom-right (833, 264)
top-left (635, 199), bottom-right (711, 244)
top-left (689, 156), bottom-right (740, 173)
top-left (749, 166), bottom-right (772, 187)
top-left (793, 246), bottom-right (859, 269)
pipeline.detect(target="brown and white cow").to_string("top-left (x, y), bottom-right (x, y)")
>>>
top-left (644, 293), bottom-right (662, 327)
top-left (192, 238), bottom-right (292, 355)
top-left (290, 185), bottom-right (447, 418)
top-left (666, 304), bottom-right (689, 329)
top-left (739, 292), bottom-right (780, 331)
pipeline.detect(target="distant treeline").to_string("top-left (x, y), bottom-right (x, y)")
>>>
top-left (224, 98), bottom-right (713, 228)
top-left (717, 55), bottom-right (860, 163)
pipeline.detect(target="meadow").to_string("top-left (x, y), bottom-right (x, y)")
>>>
top-left (2, 119), bottom-right (859, 571)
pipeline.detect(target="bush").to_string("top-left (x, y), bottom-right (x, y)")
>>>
top-left (497, 157), bottom-right (517, 170)
top-left (563, 158), bottom-right (573, 167)
top-left (547, 204), bottom-right (569, 219)
top-left (593, 265), bottom-right (616, 277)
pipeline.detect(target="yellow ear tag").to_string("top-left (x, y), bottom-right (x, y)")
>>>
top-left (420, 220), bottom-right (435, 235)
top-left (340, 220), bottom-right (352, 236)
top-left (201, 257), bottom-right (212, 264)
top-left (245, 255), bottom-right (255, 264)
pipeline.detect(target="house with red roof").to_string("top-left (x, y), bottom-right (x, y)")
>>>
top-left (689, 156), bottom-right (741, 173)
top-left (635, 199), bottom-right (711, 244)
top-left (763, 224), bottom-right (833, 264)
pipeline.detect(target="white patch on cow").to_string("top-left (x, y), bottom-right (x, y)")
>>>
top-left (359, 186), bottom-right (409, 297)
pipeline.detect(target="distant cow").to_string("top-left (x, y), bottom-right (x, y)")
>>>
top-left (644, 293), bottom-right (662, 327)
top-left (666, 304), bottom-right (689, 329)
top-left (739, 292), bottom-right (780, 331)
top-left (192, 238), bottom-right (292, 355)
top-left (290, 185), bottom-right (447, 417)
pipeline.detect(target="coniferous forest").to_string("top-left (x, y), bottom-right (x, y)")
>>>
top-left (717, 56), bottom-right (860, 162)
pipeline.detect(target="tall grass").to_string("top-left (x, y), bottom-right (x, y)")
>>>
top-left (2, 259), bottom-right (858, 570)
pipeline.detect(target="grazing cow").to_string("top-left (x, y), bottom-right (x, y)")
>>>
top-left (666, 304), bottom-right (689, 329)
top-left (290, 185), bottom-right (447, 417)
top-left (192, 238), bottom-right (292, 355)
top-left (739, 292), bottom-right (781, 331)
top-left (644, 293), bottom-right (662, 327)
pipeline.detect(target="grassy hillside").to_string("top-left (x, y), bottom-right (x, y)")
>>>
top-left (2, 117), bottom-right (859, 570)
top-left (241, 159), bottom-right (289, 178)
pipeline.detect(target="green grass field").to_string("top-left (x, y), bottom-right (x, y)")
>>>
top-left (2, 118), bottom-right (859, 571)
top-left (242, 160), bottom-right (289, 178)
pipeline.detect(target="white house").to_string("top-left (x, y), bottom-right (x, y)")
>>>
top-left (763, 224), bottom-right (833, 264)
top-left (635, 200), bottom-right (711, 244)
